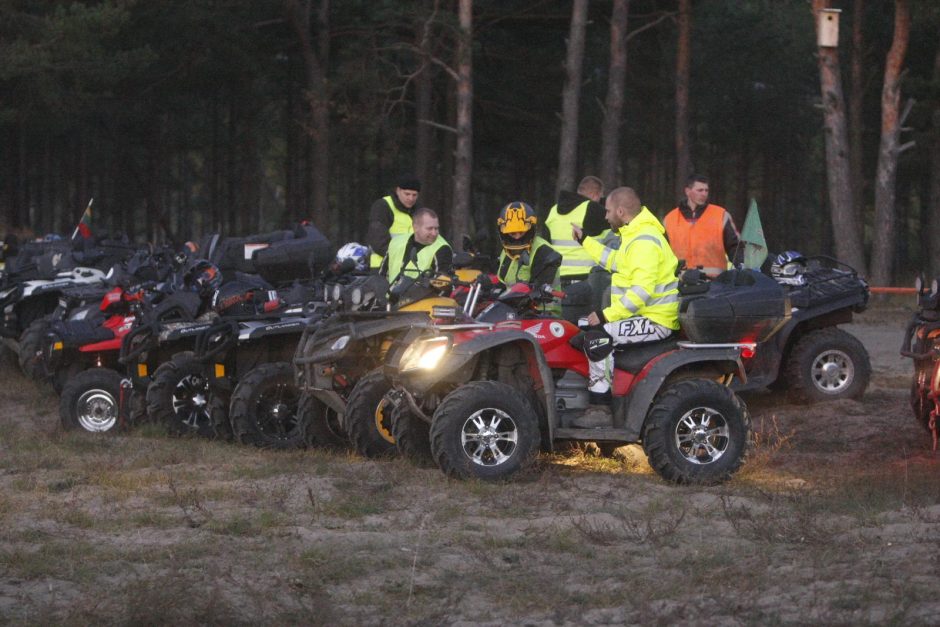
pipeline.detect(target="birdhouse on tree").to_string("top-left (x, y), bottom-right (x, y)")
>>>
top-left (817, 8), bottom-right (841, 48)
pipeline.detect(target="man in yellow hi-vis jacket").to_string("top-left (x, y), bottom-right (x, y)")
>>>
top-left (570, 186), bottom-right (680, 428)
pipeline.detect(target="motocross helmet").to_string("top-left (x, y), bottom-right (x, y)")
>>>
top-left (334, 242), bottom-right (370, 273)
top-left (497, 201), bottom-right (537, 259)
top-left (185, 260), bottom-right (223, 296)
top-left (770, 250), bottom-right (807, 286)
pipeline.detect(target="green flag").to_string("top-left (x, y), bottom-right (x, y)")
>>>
top-left (740, 198), bottom-right (767, 270)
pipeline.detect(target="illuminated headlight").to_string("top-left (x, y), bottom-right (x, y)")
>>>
top-left (351, 287), bottom-right (362, 306)
top-left (330, 335), bottom-right (350, 351)
top-left (399, 336), bottom-right (452, 372)
top-left (331, 284), bottom-right (342, 302)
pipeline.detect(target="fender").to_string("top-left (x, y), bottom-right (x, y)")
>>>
top-left (237, 317), bottom-right (307, 340)
top-left (394, 329), bottom-right (558, 446)
top-left (623, 346), bottom-right (746, 441)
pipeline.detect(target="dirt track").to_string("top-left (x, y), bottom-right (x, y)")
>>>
top-left (1, 304), bottom-right (938, 625)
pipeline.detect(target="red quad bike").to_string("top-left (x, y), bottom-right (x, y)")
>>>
top-left (901, 275), bottom-right (940, 450)
top-left (385, 269), bottom-right (790, 484)
top-left (48, 286), bottom-right (146, 432)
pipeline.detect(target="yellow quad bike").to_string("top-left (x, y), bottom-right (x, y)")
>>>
top-left (293, 268), bottom-right (490, 458)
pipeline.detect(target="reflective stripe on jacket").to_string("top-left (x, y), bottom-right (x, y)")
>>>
top-left (581, 206), bottom-right (680, 329)
top-left (370, 196), bottom-right (415, 268)
top-left (386, 233), bottom-right (451, 282)
top-left (663, 204), bottom-right (731, 277)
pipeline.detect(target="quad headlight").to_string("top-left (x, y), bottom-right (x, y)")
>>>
top-left (330, 335), bottom-right (350, 351)
top-left (399, 336), bottom-right (452, 372)
top-left (331, 283), bottom-right (342, 302)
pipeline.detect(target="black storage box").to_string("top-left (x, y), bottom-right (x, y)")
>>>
top-left (679, 269), bottom-right (790, 343)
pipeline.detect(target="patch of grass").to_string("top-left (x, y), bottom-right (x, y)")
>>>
top-left (719, 490), bottom-right (842, 545)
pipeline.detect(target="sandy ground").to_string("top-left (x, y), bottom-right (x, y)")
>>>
top-left (0, 304), bottom-right (938, 625)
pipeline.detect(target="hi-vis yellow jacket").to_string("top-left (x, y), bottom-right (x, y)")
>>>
top-left (581, 206), bottom-right (680, 329)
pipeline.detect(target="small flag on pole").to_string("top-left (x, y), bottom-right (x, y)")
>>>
top-left (72, 198), bottom-right (94, 241)
top-left (740, 198), bottom-right (768, 270)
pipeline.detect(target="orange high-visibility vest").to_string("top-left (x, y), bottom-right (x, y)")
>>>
top-left (663, 204), bottom-right (730, 277)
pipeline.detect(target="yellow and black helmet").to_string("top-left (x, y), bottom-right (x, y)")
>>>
top-left (497, 201), bottom-right (537, 257)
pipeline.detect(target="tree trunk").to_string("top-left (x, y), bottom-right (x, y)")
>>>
top-left (599, 0), bottom-right (629, 188)
top-left (415, 11), bottom-right (434, 206)
top-left (556, 0), bottom-right (588, 195)
top-left (674, 0), bottom-right (693, 194)
top-left (926, 46), bottom-right (940, 278)
top-left (285, 0), bottom-right (330, 231)
top-left (451, 0), bottom-right (473, 248)
top-left (870, 0), bottom-right (910, 286)
top-left (849, 0), bottom-right (865, 229)
top-left (812, 0), bottom-right (867, 276)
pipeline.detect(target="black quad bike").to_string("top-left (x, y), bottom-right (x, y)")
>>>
top-left (684, 255), bottom-right (871, 403)
top-left (382, 269), bottom-right (791, 485)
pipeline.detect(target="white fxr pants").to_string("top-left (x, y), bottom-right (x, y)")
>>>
top-left (587, 316), bottom-right (674, 395)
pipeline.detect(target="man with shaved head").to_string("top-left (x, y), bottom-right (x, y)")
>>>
top-left (570, 187), bottom-right (680, 428)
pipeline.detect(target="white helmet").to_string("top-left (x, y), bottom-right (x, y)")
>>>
top-left (334, 242), bottom-right (370, 272)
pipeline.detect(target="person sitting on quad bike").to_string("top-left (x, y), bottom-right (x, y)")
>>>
top-left (571, 186), bottom-right (680, 428)
top-left (378, 207), bottom-right (453, 283)
top-left (495, 201), bottom-right (561, 290)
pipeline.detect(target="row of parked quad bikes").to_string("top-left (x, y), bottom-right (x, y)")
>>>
top-left (0, 225), bottom-right (877, 485)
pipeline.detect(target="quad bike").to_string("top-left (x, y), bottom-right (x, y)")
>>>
top-left (383, 269), bottom-right (790, 485)
top-left (190, 299), bottom-right (329, 448)
top-left (57, 260), bottom-right (224, 433)
top-left (18, 246), bottom-right (180, 380)
top-left (294, 268), bottom-right (493, 459)
top-left (0, 234), bottom-right (139, 342)
top-left (718, 254), bottom-right (870, 402)
top-left (901, 276), bottom-right (940, 450)
top-left (137, 270), bottom-right (327, 441)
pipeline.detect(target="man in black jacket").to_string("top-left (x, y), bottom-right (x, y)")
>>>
top-left (365, 174), bottom-right (421, 269)
top-left (543, 176), bottom-right (608, 285)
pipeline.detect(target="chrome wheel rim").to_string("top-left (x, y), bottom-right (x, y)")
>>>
top-left (460, 408), bottom-right (518, 467)
top-left (76, 388), bottom-right (118, 432)
top-left (811, 349), bottom-right (854, 394)
top-left (172, 373), bottom-right (210, 430)
top-left (674, 406), bottom-right (729, 465)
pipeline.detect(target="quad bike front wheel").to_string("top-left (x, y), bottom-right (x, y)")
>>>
top-left (59, 367), bottom-right (124, 433)
top-left (229, 362), bottom-right (305, 449)
top-left (18, 317), bottom-right (50, 380)
top-left (147, 352), bottom-right (223, 439)
top-left (391, 403), bottom-right (434, 468)
top-left (344, 368), bottom-right (397, 458)
top-left (430, 380), bottom-right (540, 481)
top-left (298, 393), bottom-right (346, 449)
top-left (785, 328), bottom-right (871, 403)
top-left (643, 379), bottom-right (750, 485)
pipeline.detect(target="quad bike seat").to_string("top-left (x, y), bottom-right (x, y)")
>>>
top-left (51, 319), bottom-right (119, 348)
top-left (568, 332), bottom-right (680, 374)
top-left (612, 336), bottom-right (680, 373)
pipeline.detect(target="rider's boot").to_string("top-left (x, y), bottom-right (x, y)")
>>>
top-left (571, 392), bottom-right (612, 429)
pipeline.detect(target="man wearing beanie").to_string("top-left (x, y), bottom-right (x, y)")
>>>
top-left (366, 174), bottom-right (422, 269)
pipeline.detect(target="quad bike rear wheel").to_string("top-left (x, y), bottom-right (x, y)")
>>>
top-left (147, 352), bottom-right (223, 438)
top-left (344, 368), bottom-right (397, 458)
top-left (430, 380), bottom-right (540, 481)
top-left (786, 328), bottom-right (870, 403)
top-left (643, 379), bottom-right (750, 485)
top-left (229, 362), bottom-right (305, 449)
top-left (59, 367), bottom-right (124, 433)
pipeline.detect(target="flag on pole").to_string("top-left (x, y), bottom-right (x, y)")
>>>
top-left (740, 198), bottom-right (768, 270)
top-left (71, 198), bottom-right (94, 241)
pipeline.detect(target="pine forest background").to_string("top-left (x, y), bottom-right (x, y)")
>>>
top-left (2, 0), bottom-right (939, 283)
